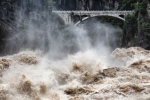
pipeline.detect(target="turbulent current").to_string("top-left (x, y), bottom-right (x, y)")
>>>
top-left (1, 1), bottom-right (150, 100)
top-left (0, 47), bottom-right (150, 100)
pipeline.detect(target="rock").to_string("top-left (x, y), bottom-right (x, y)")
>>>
top-left (0, 58), bottom-right (10, 71)
top-left (102, 67), bottom-right (119, 77)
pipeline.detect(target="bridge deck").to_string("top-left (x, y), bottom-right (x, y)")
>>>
top-left (52, 10), bottom-right (134, 15)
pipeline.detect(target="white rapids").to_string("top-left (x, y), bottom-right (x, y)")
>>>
top-left (0, 47), bottom-right (150, 100)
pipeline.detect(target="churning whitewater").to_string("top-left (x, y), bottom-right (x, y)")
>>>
top-left (0, 1), bottom-right (150, 100)
top-left (0, 47), bottom-right (150, 100)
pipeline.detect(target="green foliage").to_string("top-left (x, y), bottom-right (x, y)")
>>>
top-left (125, 14), bottom-right (136, 23)
top-left (141, 20), bottom-right (150, 36)
top-left (140, 0), bottom-right (148, 16)
top-left (122, 11), bottom-right (138, 46)
top-left (118, 0), bottom-right (137, 10)
top-left (47, 0), bottom-right (53, 4)
top-left (122, 0), bottom-right (150, 48)
top-left (97, 17), bottom-right (124, 28)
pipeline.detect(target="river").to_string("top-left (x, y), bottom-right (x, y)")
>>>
top-left (0, 1), bottom-right (150, 100)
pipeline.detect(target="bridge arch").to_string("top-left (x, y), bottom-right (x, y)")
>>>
top-left (74, 15), bottom-right (125, 26)
top-left (52, 10), bottom-right (134, 25)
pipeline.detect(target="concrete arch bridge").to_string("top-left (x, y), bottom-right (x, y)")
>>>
top-left (52, 10), bottom-right (134, 26)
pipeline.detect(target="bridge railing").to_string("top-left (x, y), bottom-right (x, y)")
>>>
top-left (52, 10), bottom-right (134, 15)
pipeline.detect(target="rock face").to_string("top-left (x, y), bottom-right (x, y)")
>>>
top-left (0, 0), bottom-right (15, 20)
top-left (54, 0), bottom-right (119, 10)
top-left (0, 0), bottom-right (16, 55)
top-left (0, 0), bottom-right (53, 55)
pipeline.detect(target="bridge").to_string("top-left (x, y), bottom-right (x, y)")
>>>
top-left (52, 10), bottom-right (134, 25)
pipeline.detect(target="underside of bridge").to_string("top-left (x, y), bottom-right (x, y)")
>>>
top-left (73, 15), bottom-right (125, 27)
top-left (52, 13), bottom-right (125, 28)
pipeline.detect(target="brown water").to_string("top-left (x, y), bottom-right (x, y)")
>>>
top-left (0, 47), bottom-right (150, 100)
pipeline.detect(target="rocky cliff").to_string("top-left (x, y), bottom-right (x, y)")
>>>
top-left (54, 0), bottom-right (117, 10)
top-left (53, 0), bottom-right (136, 10)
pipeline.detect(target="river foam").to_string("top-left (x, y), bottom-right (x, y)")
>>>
top-left (0, 47), bottom-right (150, 100)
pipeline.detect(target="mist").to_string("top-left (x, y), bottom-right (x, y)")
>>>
top-left (4, 0), bottom-right (122, 60)
top-left (1, 1), bottom-right (150, 100)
